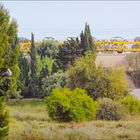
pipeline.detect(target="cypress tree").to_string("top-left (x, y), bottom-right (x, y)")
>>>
top-left (19, 56), bottom-right (30, 87)
top-left (0, 4), bottom-right (20, 138)
top-left (29, 33), bottom-right (38, 97)
top-left (80, 23), bottom-right (96, 54)
top-left (30, 33), bottom-right (37, 79)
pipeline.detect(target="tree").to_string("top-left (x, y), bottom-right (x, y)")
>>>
top-left (41, 71), bottom-right (67, 97)
top-left (30, 33), bottom-right (37, 79)
top-left (56, 23), bottom-right (95, 71)
top-left (80, 23), bottom-right (96, 54)
top-left (0, 4), bottom-right (20, 138)
top-left (18, 55), bottom-right (30, 97)
top-left (37, 40), bottom-right (59, 59)
top-left (56, 37), bottom-right (81, 71)
top-left (27, 33), bottom-right (39, 97)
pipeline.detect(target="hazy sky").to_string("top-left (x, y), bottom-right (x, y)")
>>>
top-left (1, 1), bottom-right (140, 40)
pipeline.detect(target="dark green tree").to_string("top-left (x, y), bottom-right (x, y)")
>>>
top-left (80, 23), bottom-right (96, 54)
top-left (30, 33), bottom-right (37, 79)
top-left (56, 23), bottom-right (96, 71)
top-left (19, 56), bottom-right (30, 86)
top-left (56, 37), bottom-right (81, 71)
top-left (18, 55), bottom-right (30, 97)
top-left (28, 33), bottom-right (40, 97)
top-left (36, 39), bottom-right (59, 59)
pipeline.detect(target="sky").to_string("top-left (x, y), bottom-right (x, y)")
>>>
top-left (1, 1), bottom-right (140, 40)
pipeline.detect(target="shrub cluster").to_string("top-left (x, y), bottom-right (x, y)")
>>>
top-left (96, 98), bottom-right (125, 120)
top-left (45, 88), bottom-right (97, 122)
top-left (120, 97), bottom-right (140, 115)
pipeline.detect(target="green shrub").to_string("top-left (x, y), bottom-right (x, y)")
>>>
top-left (45, 88), bottom-right (97, 122)
top-left (120, 97), bottom-right (140, 115)
top-left (96, 98), bottom-right (125, 120)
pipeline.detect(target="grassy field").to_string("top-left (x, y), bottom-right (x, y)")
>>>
top-left (5, 99), bottom-right (140, 140)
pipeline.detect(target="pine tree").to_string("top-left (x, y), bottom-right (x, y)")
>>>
top-left (56, 37), bottom-right (81, 71)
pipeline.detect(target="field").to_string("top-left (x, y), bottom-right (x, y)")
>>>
top-left (96, 53), bottom-right (135, 89)
top-left (5, 99), bottom-right (140, 140)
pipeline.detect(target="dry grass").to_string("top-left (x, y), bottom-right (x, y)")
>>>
top-left (5, 99), bottom-right (140, 140)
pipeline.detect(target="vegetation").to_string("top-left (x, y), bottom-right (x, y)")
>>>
top-left (0, 99), bottom-right (9, 138)
top-left (0, 4), bottom-right (19, 138)
top-left (120, 97), bottom-right (140, 115)
top-left (56, 23), bottom-right (95, 71)
top-left (67, 52), bottom-right (128, 100)
top-left (80, 23), bottom-right (96, 52)
top-left (6, 99), bottom-right (140, 140)
top-left (96, 98), bottom-right (125, 120)
top-left (41, 71), bottom-right (67, 96)
top-left (36, 39), bottom-right (60, 59)
top-left (56, 38), bottom-right (81, 71)
top-left (46, 88), bottom-right (97, 122)
top-left (0, 3), bottom-right (140, 140)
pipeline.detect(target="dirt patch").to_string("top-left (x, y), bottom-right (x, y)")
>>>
top-left (96, 53), bottom-right (128, 69)
top-left (96, 53), bottom-right (135, 89)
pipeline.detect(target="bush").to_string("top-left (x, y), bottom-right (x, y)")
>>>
top-left (45, 88), bottom-right (97, 122)
top-left (120, 97), bottom-right (140, 115)
top-left (96, 98), bottom-right (125, 120)
top-left (105, 67), bottom-right (129, 100)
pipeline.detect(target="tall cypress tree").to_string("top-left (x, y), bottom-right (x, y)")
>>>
top-left (29, 33), bottom-right (38, 97)
top-left (30, 33), bottom-right (37, 79)
top-left (0, 4), bottom-right (20, 138)
top-left (80, 23), bottom-right (96, 54)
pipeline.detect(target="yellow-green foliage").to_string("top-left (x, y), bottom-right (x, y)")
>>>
top-left (105, 67), bottom-right (128, 100)
top-left (37, 56), bottom-right (54, 75)
top-left (45, 88), bottom-right (97, 122)
top-left (120, 97), bottom-right (140, 115)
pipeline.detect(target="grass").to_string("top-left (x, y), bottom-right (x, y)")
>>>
top-left (4, 99), bottom-right (140, 140)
